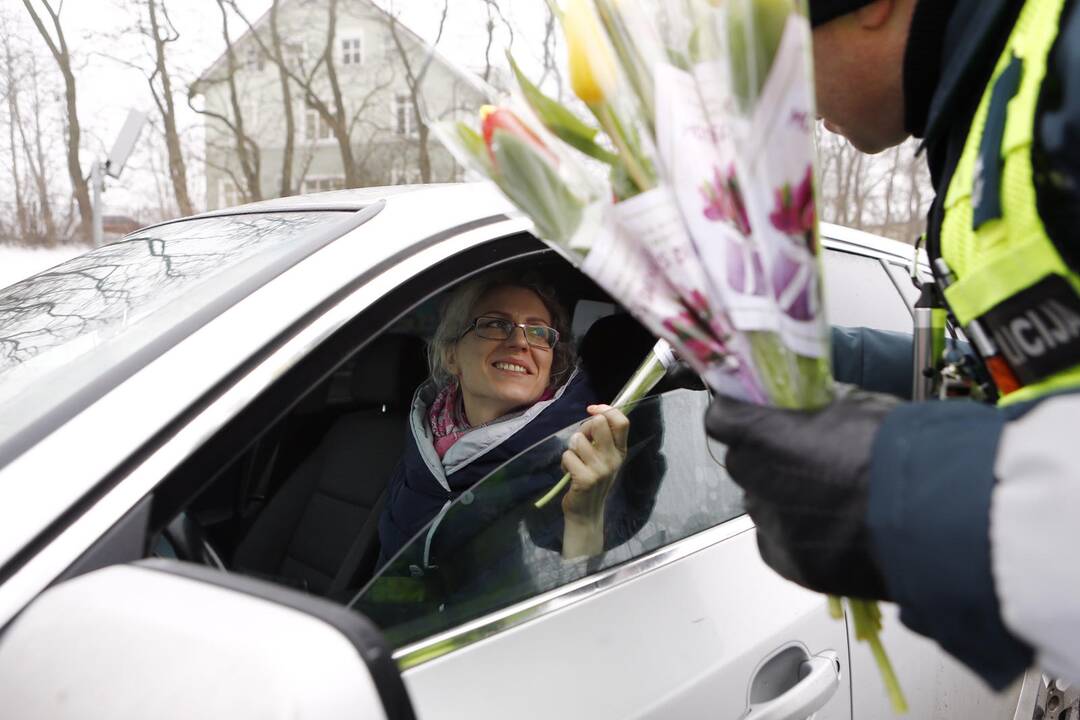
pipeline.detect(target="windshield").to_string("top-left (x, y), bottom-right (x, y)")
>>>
top-left (351, 389), bottom-right (745, 651)
top-left (0, 211), bottom-right (354, 463)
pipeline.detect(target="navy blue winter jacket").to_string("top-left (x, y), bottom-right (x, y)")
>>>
top-left (376, 368), bottom-right (663, 570)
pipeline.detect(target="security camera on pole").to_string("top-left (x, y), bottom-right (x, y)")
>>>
top-left (91, 110), bottom-right (148, 246)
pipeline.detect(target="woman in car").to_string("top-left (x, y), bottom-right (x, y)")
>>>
top-left (376, 271), bottom-right (633, 569)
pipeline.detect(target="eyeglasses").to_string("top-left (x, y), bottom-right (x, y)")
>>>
top-left (462, 316), bottom-right (560, 349)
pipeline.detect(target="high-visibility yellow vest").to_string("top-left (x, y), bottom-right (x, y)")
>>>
top-left (938, 0), bottom-right (1080, 405)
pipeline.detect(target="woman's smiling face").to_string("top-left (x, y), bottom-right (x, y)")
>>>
top-left (447, 285), bottom-right (555, 426)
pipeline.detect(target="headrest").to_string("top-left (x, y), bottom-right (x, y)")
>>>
top-left (348, 334), bottom-right (428, 408)
top-left (578, 313), bottom-right (659, 400)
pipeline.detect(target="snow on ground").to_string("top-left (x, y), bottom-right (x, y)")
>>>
top-left (0, 245), bottom-right (89, 290)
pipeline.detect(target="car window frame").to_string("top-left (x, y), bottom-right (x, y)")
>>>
top-left (0, 215), bottom-right (529, 627)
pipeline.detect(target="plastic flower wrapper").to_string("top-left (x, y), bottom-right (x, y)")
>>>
top-left (716, 0), bottom-right (834, 409)
top-left (525, 0), bottom-right (769, 402)
top-left (429, 101), bottom-right (603, 253)
top-left (617, 0), bottom-right (903, 709)
top-left (599, 0), bottom-right (829, 410)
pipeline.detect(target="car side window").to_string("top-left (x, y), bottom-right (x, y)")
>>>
top-left (823, 249), bottom-right (913, 333)
top-left (351, 388), bottom-right (743, 649)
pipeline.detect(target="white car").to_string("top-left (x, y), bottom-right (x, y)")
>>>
top-left (0, 184), bottom-right (1039, 718)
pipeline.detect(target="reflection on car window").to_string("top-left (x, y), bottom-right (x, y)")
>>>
top-left (0, 211), bottom-right (351, 458)
top-left (351, 389), bottom-right (743, 649)
top-left (0, 213), bottom-right (344, 380)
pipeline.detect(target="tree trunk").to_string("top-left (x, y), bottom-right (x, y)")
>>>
top-left (147, 0), bottom-right (193, 216)
top-left (3, 39), bottom-right (30, 242)
top-left (214, 0), bottom-right (262, 202)
top-left (320, 0), bottom-right (357, 187)
top-left (21, 0), bottom-right (91, 242)
top-left (388, 0), bottom-right (450, 184)
top-left (269, 0), bottom-right (295, 196)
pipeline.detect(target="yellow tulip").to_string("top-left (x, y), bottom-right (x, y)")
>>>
top-left (563, 0), bottom-right (618, 106)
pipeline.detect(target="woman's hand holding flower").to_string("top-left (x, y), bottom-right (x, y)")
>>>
top-left (560, 404), bottom-right (629, 558)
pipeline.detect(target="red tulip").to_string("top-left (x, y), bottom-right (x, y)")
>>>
top-left (480, 106), bottom-right (559, 170)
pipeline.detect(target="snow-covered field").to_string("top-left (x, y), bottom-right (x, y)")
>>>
top-left (0, 245), bottom-right (88, 290)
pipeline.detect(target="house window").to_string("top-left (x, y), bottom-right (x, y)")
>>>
top-left (244, 45), bottom-right (265, 72)
top-left (394, 94), bottom-right (415, 137)
top-left (301, 176), bottom-right (345, 194)
top-left (304, 108), bottom-right (334, 142)
top-left (383, 33), bottom-right (398, 59)
top-left (342, 37), bottom-right (362, 65)
top-left (283, 40), bottom-right (306, 69)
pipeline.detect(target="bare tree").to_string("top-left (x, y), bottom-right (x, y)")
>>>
top-left (142, 0), bottom-right (193, 215)
top-left (385, 0), bottom-right (450, 183)
top-left (1, 30), bottom-right (70, 246)
top-left (267, 0), bottom-right (296, 196)
top-left (228, 0), bottom-right (395, 189)
top-left (815, 126), bottom-right (931, 242)
top-left (20, 0), bottom-right (92, 242)
top-left (538, 4), bottom-right (562, 97)
top-left (188, 0), bottom-right (263, 203)
top-left (2, 35), bottom-right (31, 243)
top-left (224, 0), bottom-right (297, 197)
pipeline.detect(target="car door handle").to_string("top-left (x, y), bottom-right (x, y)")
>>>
top-left (743, 651), bottom-right (841, 720)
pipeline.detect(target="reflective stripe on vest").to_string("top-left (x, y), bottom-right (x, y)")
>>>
top-left (938, 0), bottom-right (1080, 405)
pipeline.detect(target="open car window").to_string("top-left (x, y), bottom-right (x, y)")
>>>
top-left (351, 388), bottom-right (744, 649)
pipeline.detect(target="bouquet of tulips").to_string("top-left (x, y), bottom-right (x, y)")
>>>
top-left (431, 0), bottom-right (905, 710)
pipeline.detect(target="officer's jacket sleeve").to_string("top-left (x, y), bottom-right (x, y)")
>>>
top-left (991, 393), bottom-right (1080, 682)
top-left (866, 391), bottom-right (1080, 689)
top-left (831, 326), bottom-right (914, 400)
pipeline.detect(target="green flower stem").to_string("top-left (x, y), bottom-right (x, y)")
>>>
top-left (592, 101), bottom-right (653, 196)
top-left (747, 330), bottom-right (832, 409)
top-left (827, 595), bottom-right (843, 620)
top-left (850, 598), bottom-right (908, 714)
top-left (535, 345), bottom-right (672, 509)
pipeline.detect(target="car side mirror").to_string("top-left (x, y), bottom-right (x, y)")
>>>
top-left (0, 559), bottom-right (415, 720)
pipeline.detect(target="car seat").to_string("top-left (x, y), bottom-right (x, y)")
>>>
top-left (231, 333), bottom-right (428, 597)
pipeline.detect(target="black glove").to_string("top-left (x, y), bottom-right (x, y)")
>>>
top-left (705, 386), bottom-right (901, 600)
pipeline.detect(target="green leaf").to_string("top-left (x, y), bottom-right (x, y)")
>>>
top-left (507, 53), bottom-right (620, 166)
top-left (491, 129), bottom-right (585, 245)
top-left (608, 161), bottom-right (638, 202)
top-left (454, 121), bottom-right (494, 175)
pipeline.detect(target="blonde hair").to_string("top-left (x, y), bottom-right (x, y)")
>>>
top-left (428, 271), bottom-right (575, 390)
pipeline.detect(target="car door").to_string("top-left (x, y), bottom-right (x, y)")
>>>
top-left (820, 237), bottom-right (1028, 718)
top-left (353, 388), bottom-right (852, 720)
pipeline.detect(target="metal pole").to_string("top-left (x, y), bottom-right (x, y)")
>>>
top-left (912, 281), bottom-right (945, 401)
top-left (91, 160), bottom-right (104, 246)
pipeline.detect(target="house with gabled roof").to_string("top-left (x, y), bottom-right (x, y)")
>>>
top-left (192, 0), bottom-right (490, 210)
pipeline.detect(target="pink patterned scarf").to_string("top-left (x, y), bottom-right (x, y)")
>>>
top-left (428, 383), bottom-right (472, 459)
top-left (428, 381), bottom-right (558, 459)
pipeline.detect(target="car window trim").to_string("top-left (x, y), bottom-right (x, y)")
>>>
top-left (879, 258), bottom-right (918, 317)
top-left (132, 204), bottom-right (376, 236)
top-left (393, 515), bottom-right (755, 671)
top-left (0, 204), bottom-right (383, 474)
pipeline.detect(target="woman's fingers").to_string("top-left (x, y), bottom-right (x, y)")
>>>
top-left (561, 449), bottom-right (594, 485)
top-left (569, 430), bottom-right (601, 466)
top-left (587, 405), bottom-right (630, 453)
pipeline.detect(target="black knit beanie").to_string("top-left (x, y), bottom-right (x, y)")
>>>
top-left (808, 0), bottom-right (877, 27)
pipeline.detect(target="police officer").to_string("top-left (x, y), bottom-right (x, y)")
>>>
top-left (707, 0), bottom-right (1080, 689)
